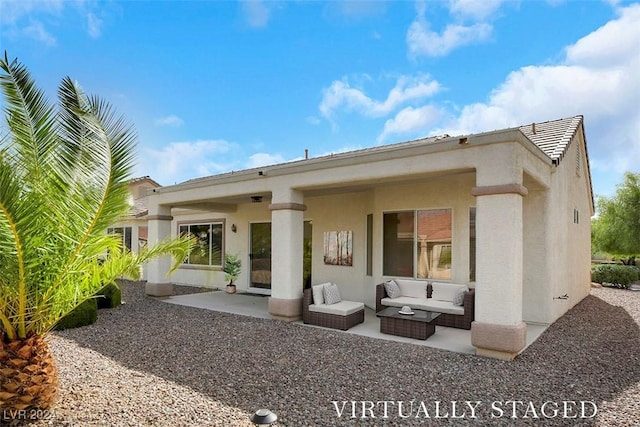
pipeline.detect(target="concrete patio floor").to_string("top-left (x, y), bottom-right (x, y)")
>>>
top-left (162, 290), bottom-right (547, 356)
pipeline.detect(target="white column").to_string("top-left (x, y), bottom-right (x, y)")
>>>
top-left (268, 188), bottom-right (306, 321)
top-left (470, 163), bottom-right (528, 360)
top-left (145, 204), bottom-right (174, 296)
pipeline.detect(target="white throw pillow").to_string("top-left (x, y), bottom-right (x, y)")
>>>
top-left (323, 283), bottom-right (342, 305)
top-left (312, 283), bottom-right (330, 305)
top-left (384, 280), bottom-right (402, 298)
top-left (453, 288), bottom-right (466, 306)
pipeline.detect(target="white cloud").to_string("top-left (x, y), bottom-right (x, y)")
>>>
top-left (155, 115), bottom-right (185, 127)
top-left (319, 74), bottom-right (441, 122)
top-left (564, 4), bottom-right (640, 68)
top-left (2, 1), bottom-right (110, 45)
top-left (23, 21), bottom-right (56, 46)
top-left (407, 0), bottom-right (494, 58)
top-left (87, 12), bottom-right (102, 38)
top-left (447, 0), bottom-right (506, 20)
top-left (246, 153), bottom-right (286, 168)
top-left (139, 140), bottom-right (235, 184)
top-left (431, 4), bottom-right (640, 196)
top-left (377, 105), bottom-right (446, 142)
top-left (240, 0), bottom-right (271, 28)
top-left (0, 0), bottom-right (63, 24)
top-left (306, 116), bottom-right (321, 125)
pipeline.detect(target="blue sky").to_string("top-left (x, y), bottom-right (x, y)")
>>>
top-left (1, 0), bottom-right (639, 199)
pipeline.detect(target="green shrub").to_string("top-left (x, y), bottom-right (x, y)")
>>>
top-left (96, 282), bottom-right (122, 309)
top-left (591, 264), bottom-right (640, 289)
top-left (54, 298), bottom-right (98, 330)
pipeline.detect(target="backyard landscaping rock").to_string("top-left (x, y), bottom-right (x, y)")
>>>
top-left (24, 281), bottom-right (640, 426)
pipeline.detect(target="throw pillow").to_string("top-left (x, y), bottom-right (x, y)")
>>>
top-left (453, 288), bottom-right (467, 306)
top-left (323, 283), bottom-right (342, 305)
top-left (384, 280), bottom-right (402, 299)
top-left (312, 283), bottom-right (330, 305)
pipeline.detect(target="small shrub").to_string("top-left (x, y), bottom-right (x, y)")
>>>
top-left (96, 282), bottom-right (122, 309)
top-left (591, 264), bottom-right (640, 289)
top-left (55, 298), bottom-right (98, 330)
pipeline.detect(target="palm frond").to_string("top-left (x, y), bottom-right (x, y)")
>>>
top-left (0, 54), bottom-right (193, 340)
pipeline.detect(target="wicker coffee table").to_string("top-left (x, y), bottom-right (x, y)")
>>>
top-left (376, 307), bottom-right (441, 340)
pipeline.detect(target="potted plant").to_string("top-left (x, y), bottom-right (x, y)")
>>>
top-left (224, 253), bottom-right (242, 293)
top-left (0, 55), bottom-right (194, 416)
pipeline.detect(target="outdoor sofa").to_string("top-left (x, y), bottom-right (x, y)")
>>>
top-left (376, 279), bottom-right (475, 330)
top-left (303, 283), bottom-right (365, 331)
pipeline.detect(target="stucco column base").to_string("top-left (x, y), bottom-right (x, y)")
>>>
top-left (268, 297), bottom-right (302, 322)
top-left (472, 321), bottom-right (527, 360)
top-left (145, 282), bottom-right (175, 297)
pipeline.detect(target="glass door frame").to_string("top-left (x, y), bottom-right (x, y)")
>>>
top-left (248, 221), bottom-right (272, 295)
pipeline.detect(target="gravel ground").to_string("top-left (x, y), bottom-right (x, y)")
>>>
top-left (19, 281), bottom-right (640, 426)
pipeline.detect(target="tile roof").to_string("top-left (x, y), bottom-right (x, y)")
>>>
top-left (129, 176), bottom-right (161, 187)
top-left (519, 115), bottom-right (583, 164)
top-left (178, 116), bottom-right (584, 186)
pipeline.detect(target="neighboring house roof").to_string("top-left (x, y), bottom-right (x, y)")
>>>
top-left (127, 176), bottom-right (162, 218)
top-left (129, 176), bottom-right (161, 187)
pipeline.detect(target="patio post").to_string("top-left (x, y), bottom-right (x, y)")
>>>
top-left (268, 188), bottom-right (306, 321)
top-left (145, 204), bottom-right (175, 296)
top-left (471, 163), bottom-right (528, 360)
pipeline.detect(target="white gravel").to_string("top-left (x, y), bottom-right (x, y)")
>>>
top-left (19, 281), bottom-right (640, 426)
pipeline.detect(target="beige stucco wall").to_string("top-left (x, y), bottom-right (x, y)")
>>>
top-left (166, 172), bottom-right (478, 309)
top-left (545, 133), bottom-right (593, 322)
top-left (167, 202), bottom-right (271, 290)
top-left (522, 176), bottom-right (551, 324)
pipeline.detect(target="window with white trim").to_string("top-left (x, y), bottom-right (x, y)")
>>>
top-left (179, 222), bottom-right (223, 266)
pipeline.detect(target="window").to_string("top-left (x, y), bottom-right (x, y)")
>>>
top-left (366, 214), bottom-right (373, 276)
top-left (107, 226), bottom-right (132, 251)
top-left (383, 209), bottom-right (452, 280)
top-left (179, 222), bottom-right (223, 266)
top-left (469, 207), bottom-right (476, 282)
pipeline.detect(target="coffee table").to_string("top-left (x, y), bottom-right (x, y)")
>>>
top-left (376, 307), bottom-right (441, 340)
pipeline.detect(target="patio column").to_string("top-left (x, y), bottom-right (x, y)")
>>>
top-left (145, 204), bottom-right (174, 296)
top-left (268, 188), bottom-right (306, 321)
top-left (471, 167), bottom-right (528, 360)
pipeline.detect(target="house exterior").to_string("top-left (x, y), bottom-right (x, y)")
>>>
top-left (108, 176), bottom-right (161, 279)
top-left (145, 115), bottom-right (594, 360)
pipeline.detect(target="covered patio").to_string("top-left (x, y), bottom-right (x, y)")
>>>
top-left (160, 290), bottom-right (548, 355)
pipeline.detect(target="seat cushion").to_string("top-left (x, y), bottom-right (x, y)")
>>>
top-left (421, 299), bottom-right (465, 315)
top-left (381, 296), bottom-right (464, 316)
top-left (381, 296), bottom-right (427, 309)
top-left (309, 300), bottom-right (364, 316)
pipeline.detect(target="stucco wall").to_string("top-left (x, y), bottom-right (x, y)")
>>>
top-left (522, 176), bottom-right (551, 324)
top-left (165, 172), bottom-right (478, 309)
top-left (546, 133), bottom-right (593, 322)
top-left (168, 202), bottom-right (271, 290)
top-left (304, 191), bottom-right (371, 303)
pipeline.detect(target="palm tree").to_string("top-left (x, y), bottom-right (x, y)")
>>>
top-left (0, 54), bottom-right (193, 414)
